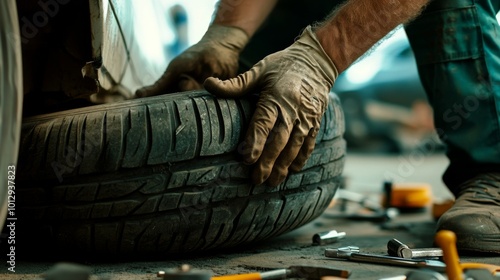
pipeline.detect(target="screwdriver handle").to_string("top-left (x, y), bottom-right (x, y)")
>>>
top-left (211, 273), bottom-right (263, 280)
top-left (435, 230), bottom-right (463, 280)
top-left (212, 269), bottom-right (290, 280)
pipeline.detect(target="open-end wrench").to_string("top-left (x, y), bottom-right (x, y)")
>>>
top-left (325, 247), bottom-right (446, 272)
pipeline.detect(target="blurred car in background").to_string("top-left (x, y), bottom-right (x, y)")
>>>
top-left (17, 0), bottom-right (175, 115)
top-left (17, 0), bottom-right (219, 116)
top-left (332, 27), bottom-right (442, 154)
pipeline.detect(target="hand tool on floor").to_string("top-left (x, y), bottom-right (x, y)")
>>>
top-left (387, 238), bottom-right (443, 259)
top-left (313, 230), bottom-right (346, 245)
top-left (325, 246), bottom-right (446, 271)
top-left (324, 208), bottom-right (399, 222)
top-left (435, 230), bottom-right (500, 279)
top-left (326, 188), bottom-right (399, 222)
top-left (210, 265), bottom-right (350, 280)
top-left (158, 264), bottom-right (212, 280)
top-left (336, 189), bottom-right (383, 212)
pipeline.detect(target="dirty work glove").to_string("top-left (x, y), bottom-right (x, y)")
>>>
top-left (204, 26), bottom-right (338, 186)
top-left (136, 24), bottom-right (248, 97)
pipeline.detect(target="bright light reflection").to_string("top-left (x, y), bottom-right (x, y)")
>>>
top-left (130, 0), bottom-right (169, 67)
top-left (345, 26), bottom-right (407, 85)
top-left (161, 0), bottom-right (218, 45)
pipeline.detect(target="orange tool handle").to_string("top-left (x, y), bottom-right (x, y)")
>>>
top-left (212, 273), bottom-right (263, 280)
top-left (435, 230), bottom-right (463, 280)
top-left (436, 230), bottom-right (500, 277)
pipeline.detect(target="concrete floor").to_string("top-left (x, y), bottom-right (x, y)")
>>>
top-left (343, 152), bottom-right (453, 200)
top-left (3, 153), bottom-right (500, 280)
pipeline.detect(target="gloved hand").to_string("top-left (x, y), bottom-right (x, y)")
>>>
top-left (204, 26), bottom-right (338, 186)
top-left (136, 24), bottom-right (248, 97)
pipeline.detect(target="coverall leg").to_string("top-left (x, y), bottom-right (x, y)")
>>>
top-left (405, 0), bottom-right (500, 194)
top-left (405, 0), bottom-right (500, 252)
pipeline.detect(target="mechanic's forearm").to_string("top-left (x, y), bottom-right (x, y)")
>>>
top-left (315, 0), bottom-right (430, 72)
top-left (212, 0), bottom-right (279, 37)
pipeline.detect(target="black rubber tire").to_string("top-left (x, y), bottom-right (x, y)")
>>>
top-left (16, 90), bottom-right (345, 257)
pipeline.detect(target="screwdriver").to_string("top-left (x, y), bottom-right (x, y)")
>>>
top-left (158, 265), bottom-right (350, 280)
top-left (212, 266), bottom-right (350, 280)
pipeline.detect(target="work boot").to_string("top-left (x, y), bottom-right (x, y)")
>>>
top-left (437, 172), bottom-right (500, 254)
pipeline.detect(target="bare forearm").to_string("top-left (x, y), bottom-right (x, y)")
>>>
top-left (315, 0), bottom-right (430, 72)
top-left (212, 0), bottom-right (279, 37)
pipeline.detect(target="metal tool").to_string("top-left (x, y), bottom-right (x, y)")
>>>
top-left (435, 230), bottom-right (500, 279)
top-left (387, 238), bottom-right (443, 259)
top-left (324, 207), bottom-right (399, 222)
top-left (312, 230), bottom-right (346, 245)
top-left (158, 264), bottom-right (212, 280)
top-left (325, 247), bottom-right (446, 271)
top-left (326, 182), bottom-right (402, 222)
top-left (211, 265), bottom-right (350, 280)
top-left (336, 189), bottom-right (383, 212)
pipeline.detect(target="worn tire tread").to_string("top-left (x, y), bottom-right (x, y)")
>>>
top-left (16, 90), bottom-right (345, 257)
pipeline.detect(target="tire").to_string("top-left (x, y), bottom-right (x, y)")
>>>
top-left (0, 0), bottom-right (23, 231)
top-left (16, 90), bottom-right (345, 257)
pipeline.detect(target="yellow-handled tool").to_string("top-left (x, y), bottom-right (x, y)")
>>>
top-left (158, 265), bottom-right (349, 280)
top-left (211, 265), bottom-right (350, 280)
top-left (435, 230), bottom-right (500, 280)
top-left (213, 272), bottom-right (269, 280)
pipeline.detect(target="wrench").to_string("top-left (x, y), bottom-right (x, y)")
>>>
top-left (387, 238), bottom-right (443, 259)
top-left (325, 247), bottom-right (446, 271)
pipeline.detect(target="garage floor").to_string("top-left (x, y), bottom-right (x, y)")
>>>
top-left (5, 153), bottom-right (500, 279)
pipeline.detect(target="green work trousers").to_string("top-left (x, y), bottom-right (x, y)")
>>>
top-left (405, 0), bottom-right (500, 195)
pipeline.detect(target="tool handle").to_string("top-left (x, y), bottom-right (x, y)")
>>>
top-left (435, 230), bottom-right (463, 280)
top-left (212, 273), bottom-right (263, 280)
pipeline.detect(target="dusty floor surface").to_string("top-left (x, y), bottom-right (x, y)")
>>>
top-left (2, 153), bottom-right (499, 279)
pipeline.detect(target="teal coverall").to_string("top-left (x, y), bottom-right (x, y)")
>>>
top-left (405, 0), bottom-right (500, 195)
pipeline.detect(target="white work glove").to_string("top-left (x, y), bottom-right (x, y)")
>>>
top-left (204, 26), bottom-right (338, 186)
top-left (136, 24), bottom-right (248, 97)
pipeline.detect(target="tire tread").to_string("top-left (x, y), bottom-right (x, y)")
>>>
top-left (16, 91), bottom-right (345, 256)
